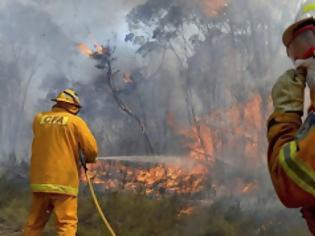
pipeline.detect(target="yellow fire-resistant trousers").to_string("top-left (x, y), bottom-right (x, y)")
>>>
top-left (23, 192), bottom-right (78, 236)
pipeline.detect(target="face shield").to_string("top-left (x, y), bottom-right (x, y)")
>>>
top-left (287, 25), bottom-right (315, 60)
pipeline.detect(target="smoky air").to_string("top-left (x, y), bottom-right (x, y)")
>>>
top-left (0, 0), bottom-right (309, 235)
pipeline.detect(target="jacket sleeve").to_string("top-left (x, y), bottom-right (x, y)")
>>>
top-left (76, 117), bottom-right (98, 163)
top-left (267, 112), bottom-right (302, 166)
top-left (267, 111), bottom-right (303, 206)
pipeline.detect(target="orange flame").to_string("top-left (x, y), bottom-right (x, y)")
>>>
top-left (168, 113), bottom-right (215, 164)
top-left (94, 43), bottom-right (108, 54)
top-left (81, 94), bottom-right (267, 198)
top-left (177, 206), bottom-right (194, 217)
top-left (76, 43), bottom-right (93, 57)
top-left (82, 159), bottom-right (209, 196)
top-left (77, 42), bottom-right (109, 58)
top-left (241, 182), bottom-right (256, 194)
top-left (123, 73), bottom-right (134, 84)
top-left (201, 0), bottom-right (228, 17)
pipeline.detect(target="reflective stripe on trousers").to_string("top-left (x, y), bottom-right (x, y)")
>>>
top-left (31, 184), bottom-right (78, 196)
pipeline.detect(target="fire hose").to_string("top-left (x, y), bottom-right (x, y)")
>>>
top-left (80, 153), bottom-right (117, 236)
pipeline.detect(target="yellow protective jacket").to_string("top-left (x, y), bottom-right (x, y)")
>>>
top-left (267, 111), bottom-right (315, 207)
top-left (30, 107), bottom-right (98, 196)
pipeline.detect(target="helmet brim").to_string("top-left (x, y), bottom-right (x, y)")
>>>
top-left (283, 17), bottom-right (315, 47)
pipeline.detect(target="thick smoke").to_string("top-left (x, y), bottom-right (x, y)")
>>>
top-left (0, 0), bottom-right (144, 157)
top-left (0, 0), bottom-right (301, 156)
top-left (0, 0), bottom-right (304, 178)
top-left (0, 0), bottom-right (311, 234)
top-left (0, 0), bottom-right (308, 227)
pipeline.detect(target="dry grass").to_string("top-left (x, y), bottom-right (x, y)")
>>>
top-left (0, 161), bottom-right (311, 236)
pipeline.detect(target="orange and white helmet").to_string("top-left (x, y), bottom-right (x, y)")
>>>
top-left (283, 1), bottom-right (315, 47)
top-left (51, 89), bottom-right (81, 108)
top-left (282, 1), bottom-right (315, 60)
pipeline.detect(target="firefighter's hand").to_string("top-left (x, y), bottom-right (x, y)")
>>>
top-left (271, 69), bottom-right (306, 113)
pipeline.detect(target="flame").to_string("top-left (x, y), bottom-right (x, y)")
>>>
top-left (201, 0), bottom-right (228, 17)
top-left (241, 182), bottom-right (256, 194)
top-left (82, 159), bottom-right (209, 196)
top-left (168, 113), bottom-right (216, 163)
top-left (76, 42), bottom-right (108, 58)
top-left (183, 124), bottom-right (215, 163)
top-left (94, 43), bottom-right (108, 54)
top-left (177, 206), bottom-right (194, 217)
top-left (76, 43), bottom-right (93, 57)
top-left (81, 95), bottom-right (267, 198)
top-left (88, 33), bottom-right (106, 54)
top-left (123, 73), bottom-right (134, 84)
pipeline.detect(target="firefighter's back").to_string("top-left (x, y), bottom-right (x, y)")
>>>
top-left (30, 107), bottom-right (83, 196)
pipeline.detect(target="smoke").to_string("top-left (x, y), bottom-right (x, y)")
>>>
top-left (0, 0), bottom-right (144, 157)
top-left (0, 0), bottom-right (311, 233)
top-left (0, 0), bottom-right (305, 204)
top-left (0, 0), bottom-right (303, 164)
top-left (0, 0), bottom-right (303, 167)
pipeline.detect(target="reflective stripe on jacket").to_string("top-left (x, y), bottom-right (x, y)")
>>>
top-left (30, 107), bottom-right (98, 196)
top-left (267, 111), bottom-right (315, 207)
top-left (279, 140), bottom-right (315, 197)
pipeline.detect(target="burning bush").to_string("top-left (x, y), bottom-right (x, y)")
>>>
top-left (83, 159), bottom-right (212, 198)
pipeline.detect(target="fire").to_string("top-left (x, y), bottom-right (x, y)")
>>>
top-left (82, 159), bottom-right (210, 197)
top-left (123, 73), bottom-right (134, 84)
top-left (177, 206), bottom-right (194, 217)
top-left (81, 95), bottom-right (266, 198)
top-left (168, 112), bottom-right (216, 163)
top-left (76, 43), bottom-right (93, 57)
top-left (76, 42), bottom-right (108, 58)
top-left (181, 123), bottom-right (215, 163)
top-left (93, 43), bottom-right (108, 55)
top-left (77, 36), bottom-right (267, 200)
top-left (241, 182), bottom-right (257, 194)
top-left (200, 0), bottom-right (228, 17)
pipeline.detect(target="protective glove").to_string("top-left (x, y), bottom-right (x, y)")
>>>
top-left (271, 69), bottom-right (306, 113)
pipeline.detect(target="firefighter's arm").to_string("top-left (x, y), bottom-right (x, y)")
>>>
top-left (76, 118), bottom-right (98, 163)
top-left (267, 69), bottom-right (305, 165)
top-left (266, 69), bottom-right (306, 206)
top-left (267, 112), bottom-right (302, 167)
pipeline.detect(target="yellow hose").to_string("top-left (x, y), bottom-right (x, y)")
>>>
top-left (84, 170), bottom-right (117, 236)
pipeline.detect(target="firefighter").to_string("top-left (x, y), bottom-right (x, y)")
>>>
top-left (23, 89), bottom-right (98, 236)
top-left (268, 1), bottom-right (315, 234)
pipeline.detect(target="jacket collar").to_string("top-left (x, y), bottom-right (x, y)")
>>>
top-left (51, 106), bottom-right (69, 113)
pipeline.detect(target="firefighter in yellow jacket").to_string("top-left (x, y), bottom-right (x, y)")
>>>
top-left (268, 1), bottom-right (315, 235)
top-left (23, 89), bottom-right (98, 236)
